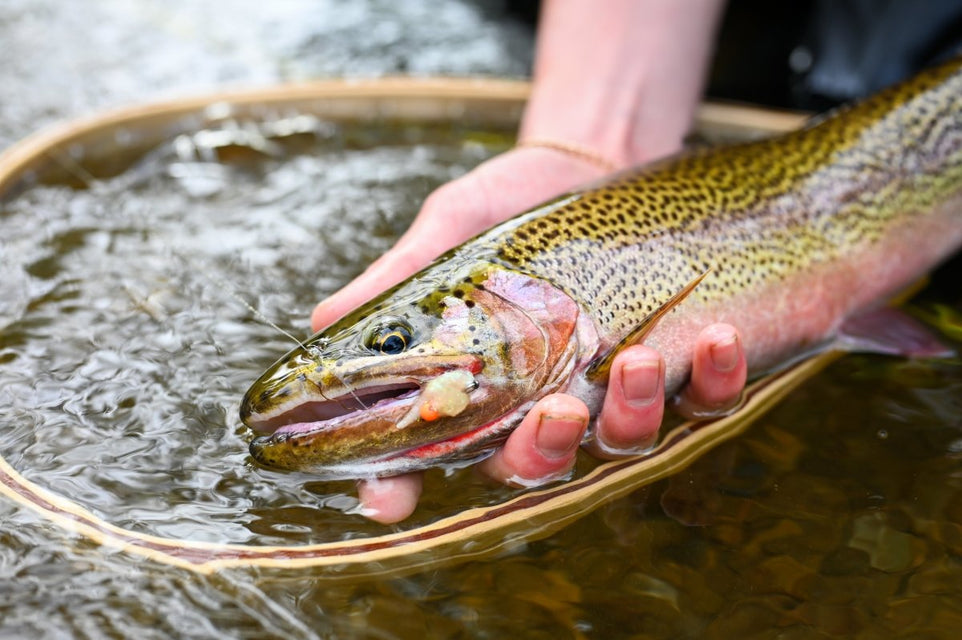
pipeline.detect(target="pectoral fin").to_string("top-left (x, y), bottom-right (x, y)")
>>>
top-left (586, 270), bottom-right (710, 381)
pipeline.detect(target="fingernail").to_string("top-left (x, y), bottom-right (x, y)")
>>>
top-left (621, 359), bottom-right (662, 406)
top-left (710, 335), bottom-right (740, 372)
top-left (536, 414), bottom-right (586, 459)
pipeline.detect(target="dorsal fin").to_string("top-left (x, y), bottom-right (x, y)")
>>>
top-left (585, 270), bottom-right (710, 381)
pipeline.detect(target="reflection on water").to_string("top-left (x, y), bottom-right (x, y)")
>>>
top-left (2, 111), bottom-right (962, 638)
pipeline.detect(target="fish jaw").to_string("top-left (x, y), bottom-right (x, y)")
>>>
top-left (242, 346), bottom-right (488, 465)
top-left (241, 266), bottom-right (588, 477)
top-left (247, 381), bottom-right (527, 479)
top-left (239, 348), bottom-right (479, 434)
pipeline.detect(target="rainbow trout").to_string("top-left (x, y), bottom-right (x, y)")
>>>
top-left (241, 58), bottom-right (962, 479)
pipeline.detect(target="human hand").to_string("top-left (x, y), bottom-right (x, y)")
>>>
top-left (310, 147), bottom-right (748, 523)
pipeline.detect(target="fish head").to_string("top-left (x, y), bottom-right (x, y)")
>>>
top-left (240, 262), bottom-right (584, 478)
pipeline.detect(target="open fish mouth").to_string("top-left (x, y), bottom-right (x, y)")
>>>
top-left (246, 382), bottom-right (422, 436)
top-left (244, 363), bottom-right (519, 477)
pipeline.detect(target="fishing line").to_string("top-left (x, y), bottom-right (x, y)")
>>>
top-left (171, 252), bottom-right (308, 350)
top-left (175, 252), bottom-right (373, 411)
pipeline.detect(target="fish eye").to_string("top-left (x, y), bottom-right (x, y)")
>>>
top-left (366, 323), bottom-right (413, 355)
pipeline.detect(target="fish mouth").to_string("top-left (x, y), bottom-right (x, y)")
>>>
top-left (242, 353), bottom-right (511, 475)
top-left (246, 382), bottom-right (421, 436)
top-left (245, 372), bottom-right (517, 479)
top-left (244, 370), bottom-right (518, 476)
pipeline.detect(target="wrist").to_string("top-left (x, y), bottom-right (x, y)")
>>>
top-left (519, 0), bottom-right (726, 168)
top-left (514, 138), bottom-right (618, 173)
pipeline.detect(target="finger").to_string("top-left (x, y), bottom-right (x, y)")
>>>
top-left (587, 345), bottom-right (665, 457)
top-left (672, 323), bottom-right (747, 419)
top-left (479, 394), bottom-right (589, 486)
top-left (356, 473), bottom-right (423, 524)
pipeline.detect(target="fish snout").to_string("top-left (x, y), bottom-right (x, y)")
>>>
top-left (239, 362), bottom-right (317, 430)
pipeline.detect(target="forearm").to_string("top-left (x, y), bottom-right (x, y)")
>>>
top-left (520, 0), bottom-right (727, 166)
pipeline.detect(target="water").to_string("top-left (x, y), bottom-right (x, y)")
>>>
top-left (3, 2), bottom-right (962, 638)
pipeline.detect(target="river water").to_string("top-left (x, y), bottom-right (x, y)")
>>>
top-left (2, 2), bottom-right (962, 638)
